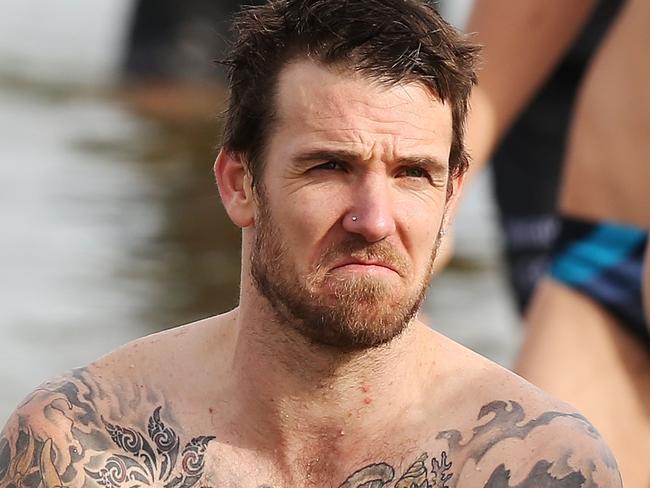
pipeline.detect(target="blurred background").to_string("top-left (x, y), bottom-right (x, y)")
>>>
top-left (0, 0), bottom-right (520, 423)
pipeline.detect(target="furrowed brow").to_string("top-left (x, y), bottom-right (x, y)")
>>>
top-left (397, 156), bottom-right (448, 176)
top-left (292, 149), bottom-right (448, 175)
top-left (293, 149), bottom-right (361, 165)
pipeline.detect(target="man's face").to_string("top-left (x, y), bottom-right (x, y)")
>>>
top-left (250, 61), bottom-right (455, 349)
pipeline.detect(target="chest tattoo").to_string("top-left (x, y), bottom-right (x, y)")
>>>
top-left (86, 407), bottom-right (214, 488)
top-left (0, 370), bottom-right (622, 488)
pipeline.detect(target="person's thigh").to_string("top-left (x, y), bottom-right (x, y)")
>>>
top-left (643, 240), bottom-right (650, 333)
top-left (559, 0), bottom-right (650, 228)
top-left (516, 278), bottom-right (650, 487)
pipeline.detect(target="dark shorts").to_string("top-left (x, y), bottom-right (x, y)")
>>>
top-left (123, 0), bottom-right (265, 82)
top-left (490, 0), bottom-right (624, 312)
top-left (549, 217), bottom-right (650, 347)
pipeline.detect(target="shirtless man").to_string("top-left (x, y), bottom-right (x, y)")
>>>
top-left (0, 1), bottom-right (622, 487)
top-left (464, 1), bottom-right (650, 485)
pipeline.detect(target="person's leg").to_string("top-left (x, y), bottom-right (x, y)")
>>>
top-left (515, 219), bottom-right (650, 487)
top-left (489, 0), bottom-right (623, 313)
top-left (643, 239), bottom-right (650, 328)
top-left (516, 279), bottom-right (650, 487)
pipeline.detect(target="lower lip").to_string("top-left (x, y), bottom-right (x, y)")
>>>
top-left (332, 264), bottom-right (398, 275)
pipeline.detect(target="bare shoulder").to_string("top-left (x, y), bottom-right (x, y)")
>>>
top-left (430, 398), bottom-right (622, 487)
top-left (0, 365), bottom-right (218, 488)
top-left (338, 398), bottom-right (621, 488)
top-left (332, 329), bottom-right (623, 487)
top-left (438, 349), bottom-right (621, 486)
top-left (90, 312), bottom-right (236, 381)
top-left (0, 368), bottom-right (111, 488)
top-left (0, 315), bottom-right (232, 488)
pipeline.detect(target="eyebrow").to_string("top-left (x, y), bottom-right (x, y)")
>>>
top-left (293, 149), bottom-right (448, 174)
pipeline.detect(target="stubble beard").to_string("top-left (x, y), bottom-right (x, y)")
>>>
top-left (250, 189), bottom-right (442, 350)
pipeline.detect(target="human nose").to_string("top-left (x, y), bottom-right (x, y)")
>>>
top-left (342, 174), bottom-right (397, 242)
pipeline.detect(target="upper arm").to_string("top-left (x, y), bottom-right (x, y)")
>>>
top-left (1, 368), bottom-right (210, 488)
top-left (435, 399), bottom-right (622, 488)
top-left (491, 413), bottom-right (622, 487)
top-left (0, 372), bottom-right (103, 488)
top-left (463, 0), bottom-right (599, 167)
top-left (0, 411), bottom-right (68, 488)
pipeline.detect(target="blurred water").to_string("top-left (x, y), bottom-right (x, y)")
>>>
top-left (0, 0), bottom-right (519, 424)
top-left (0, 86), bottom-right (158, 404)
top-left (0, 0), bottom-right (132, 84)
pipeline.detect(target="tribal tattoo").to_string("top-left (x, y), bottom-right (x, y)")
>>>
top-left (0, 370), bottom-right (621, 488)
top-left (86, 407), bottom-right (214, 488)
top-left (0, 369), bottom-right (215, 488)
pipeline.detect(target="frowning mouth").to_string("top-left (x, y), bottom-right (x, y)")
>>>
top-left (330, 258), bottom-right (402, 276)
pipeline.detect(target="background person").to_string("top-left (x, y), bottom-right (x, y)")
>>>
top-left (485, 0), bottom-right (623, 312)
top-left (464, 1), bottom-right (650, 485)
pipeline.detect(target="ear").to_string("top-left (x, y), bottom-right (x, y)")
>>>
top-left (214, 148), bottom-right (255, 228)
top-left (444, 172), bottom-right (465, 217)
top-left (431, 173), bottom-right (465, 275)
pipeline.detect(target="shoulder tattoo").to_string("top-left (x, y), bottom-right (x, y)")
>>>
top-left (0, 376), bottom-right (621, 488)
top-left (0, 369), bottom-right (214, 488)
top-left (339, 400), bottom-right (621, 487)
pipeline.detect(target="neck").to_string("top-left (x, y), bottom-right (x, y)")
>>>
top-left (226, 280), bottom-right (437, 476)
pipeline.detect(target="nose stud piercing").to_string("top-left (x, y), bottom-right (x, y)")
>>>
top-left (351, 216), bottom-right (358, 222)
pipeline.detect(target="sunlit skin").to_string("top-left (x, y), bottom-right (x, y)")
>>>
top-left (0, 58), bottom-right (622, 488)
top-left (233, 61), bottom-right (460, 350)
top-left (251, 61), bottom-right (455, 315)
top-left (212, 58), bottom-right (467, 474)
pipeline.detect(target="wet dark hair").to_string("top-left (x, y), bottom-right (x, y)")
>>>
top-left (221, 0), bottom-right (479, 188)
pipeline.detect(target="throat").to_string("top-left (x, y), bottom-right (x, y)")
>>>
top-left (225, 305), bottom-right (436, 475)
top-left (249, 431), bottom-right (426, 488)
top-left (231, 315), bottom-right (429, 424)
